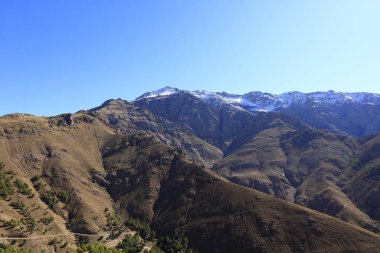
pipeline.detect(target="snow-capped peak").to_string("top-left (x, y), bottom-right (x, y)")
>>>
top-left (137, 86), bottom-right (180, 99)
top-left (135, 87), bottom-right (380, 112)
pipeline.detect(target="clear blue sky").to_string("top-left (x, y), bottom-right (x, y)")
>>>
top-left (1, 0), bottom-right (379, 116)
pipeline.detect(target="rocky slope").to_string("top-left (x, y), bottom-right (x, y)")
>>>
top-left (2, 112), bottom-right (380, 252)
top-left (90, 99), bottom-right (223, 168)
top-left (212, 116), bottom-right (380, 232)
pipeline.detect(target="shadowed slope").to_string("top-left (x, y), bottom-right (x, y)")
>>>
top-left (213, 117), bottom-right (379, 232)
top-left (152, 159), bottom-right (380, 253)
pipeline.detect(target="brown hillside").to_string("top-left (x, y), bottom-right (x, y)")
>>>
top-left (1, 112), bottom-right (380, 252)
top-left (213, 117), bottom-right (380, 232)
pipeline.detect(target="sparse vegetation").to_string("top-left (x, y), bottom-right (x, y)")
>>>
top-left (56, 190), bottom-right (69, 203)
top-left (30, 175), bottom-right (40, 183)
top-left (0, 163), bottom-right (14, 199)
top-left (48, 238), bottom-right (58, 245)
top-left (10, 200), bottom-right (26, 210)
top-left (40, 215), bottom-right (54, 225)
top-left (14, 180), bottom-right (32, 196)
top-left (104, 208), bottom-right (123, 239)
top-left (40, 192), bottom-right (59, 207)
top-left (20, 213), bottom-right (36, 234)
top-left (0, 244), bottom-right (33, 253)
top-left (7, 200), bottom-right (36, 234)
top-left (40, 190), bottom-right (69, 207)
top-left (3, 219), bottom-right (19, 228)
top-left (105, 209), bottom-right (122, 228)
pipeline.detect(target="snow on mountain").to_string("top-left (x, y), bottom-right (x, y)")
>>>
top-left (138, 86), bottom-right (180, 99)
top-left (136, 87), bottom-right (380, 112)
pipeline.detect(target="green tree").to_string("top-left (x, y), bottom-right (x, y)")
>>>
top-left (118, 234), bottom-right (143, 253)
top-left (157, 236), bottom-right (192, 253)
top-left (0, 163), bottom-right (14, 199)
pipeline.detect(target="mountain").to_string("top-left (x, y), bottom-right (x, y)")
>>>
top-left (131, 87), bottom-right (380, 233)
top-left (212, 117), bottom-right (380, 232)
top-left (89, 98), bottom-right (223, 167)
top-left (137, 87), bottom-right (380, 136)
top-left (3, 113), bottom-right (380, 252)
top-left (138, 87), bottom-right (380, 112)
top-left (3, 87), bottom-right (380, 252)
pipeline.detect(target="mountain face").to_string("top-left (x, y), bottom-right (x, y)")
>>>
top-left (212, 119), bottom-right (380, 232)
top-left (3, 113), bottom-right (380, 252)
top-left (138, 87), bottom-right (380, 136)
top-left (3, 87), bottom-right (380, 252)
top-left (132, 87), bottom-right (380, 232)
top-left (89, 98), bottom-right (223, 168)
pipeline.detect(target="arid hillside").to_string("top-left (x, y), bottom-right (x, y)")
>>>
top-left (213, 116), bottom-right (380, 233)
top-left (2, 112), bottom-right (380, 252)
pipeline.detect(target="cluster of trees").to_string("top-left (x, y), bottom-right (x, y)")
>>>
top-left (157, 236), bottom-right (192, 253)
top-left (125, 218), bottom-right (155, 240)
top-left (1, 162), bottom-right (193, 253)
top-left (14, 180), bottom-right (32, 197)
top-left (117, 234), bottom-right (143, 252)
top-left (0, 163), bottom-right (14, 199)
top-left (0, 164), bottom-right (34, 200)
top-left (104, 208), bottom-right (123, 239)
top-left (31, 175), bottom-right (69, 208)
top-left (40, 189), bottom-right (69, 208)
top-left (123, 217), bottom-right (192, 253)
top-left (5, 199), bottom-right (36, 234)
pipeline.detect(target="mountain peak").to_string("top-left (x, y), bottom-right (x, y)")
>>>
top-left (137, 86), bottom-right (181, 100)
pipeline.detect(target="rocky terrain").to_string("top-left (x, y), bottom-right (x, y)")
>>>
top-left (132, 87), bottom-right (380, 234)
top-left (2, 87), bottom-right (380, 252)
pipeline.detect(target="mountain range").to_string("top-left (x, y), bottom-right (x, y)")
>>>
top-left (2, 87), bottom-right (380, 252)
top-left (138, 86), bottom-right (380, 136)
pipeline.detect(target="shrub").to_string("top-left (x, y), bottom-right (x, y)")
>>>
top-left (48, 238), bottom-right (58, 245)
top-left (40, 192), bottom-right (59, 207)
top-left (21, 213), bottom-right (36, 233)
top-left (56, 190), bottom-right (69, 203)
top-left (10, 200), bottom-right (26, 210)
top-left (14, 180), bottom-right (32, 195)
top-left (40, 190), bottom-right (69, 207)
top-left (3, 219), bottom-right (19, 228)
top-left (30, 175), bottom-right (40, 182)
top-left (40, 216), bottom-right (54, 225)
